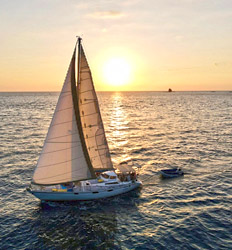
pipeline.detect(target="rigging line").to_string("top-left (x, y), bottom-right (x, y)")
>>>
top-left (84, 131), bottom-right (104, 140)
top-left (50, 120), bottom-right (73, 127)
top-left (95, 146), bottom-right (108, 151)
top-left (80, 77), bottom-right (91, 81)
top-left (79, 89), bottom-right (94, 94)
top-left (97, 150), bottom-right (110, 156)
top-left (81, 65), bottom-right (89, 69)
top-left (40, 145), bottom-right (80, 155)
top-left (61, 90), bottom-right (71, 94)
top-left (82, 123), bottom-right (99, 129)
top-left (80, 101), bottom-right (96, 106)
top-left (83, 98), bottom-right (96, 101)
top-left (80, 111), bottom-right (98, 118)
top-left (37, 155), bottom-right (85, 169)
top-left (95, 142), bottom-right (107, 147)
top-left (45, 141), bottom-right (81, 144)
top-left (59, 93), bottom-right (72, 98)
top-left (55, 106), bottom-right (73, 113)
top-left (80, 69), bottom-right (90, 73)
top-left (46, 132), bottom-right (79, 140)
top-left (91, 152), bottom-right (110, 161)
top-left (91, 151), bottom-right (109, 159)
top-left (35, 165), bottom-right (90, 181)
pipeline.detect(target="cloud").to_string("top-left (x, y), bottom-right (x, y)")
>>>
top-left (89, 10), bottom-right (125, 19)
top-left (214, 62), bottom-right (232, 67)
top-left (166, 66), bottom-right (204, 71)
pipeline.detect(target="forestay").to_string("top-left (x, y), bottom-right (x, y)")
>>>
top-left (78, 44), bottom-right (114, 172)
top-left (33, 48), bottom-right (94, 185)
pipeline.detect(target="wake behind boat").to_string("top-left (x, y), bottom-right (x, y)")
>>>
top-left (27, 37), bottom-right (142, 201)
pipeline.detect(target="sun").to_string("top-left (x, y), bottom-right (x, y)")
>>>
top-left (102, 57), bottom-right (131, 86)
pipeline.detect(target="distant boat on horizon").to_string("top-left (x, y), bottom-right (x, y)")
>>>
top-left (168, 88), bottom-right (173, 92)
top-left (27, 37), bottom-right (142, 202)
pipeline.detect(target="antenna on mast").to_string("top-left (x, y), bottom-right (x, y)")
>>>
top-left (76, 35), bottom-right (82, 45)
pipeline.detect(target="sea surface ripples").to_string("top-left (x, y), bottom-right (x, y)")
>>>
top-left (0, 91), bottom-right (231, 249)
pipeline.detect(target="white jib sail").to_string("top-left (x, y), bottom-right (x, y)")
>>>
top-left (33, 48), bottom-right (94, 185)
top-left (78, 44), bottom-right (114, 172)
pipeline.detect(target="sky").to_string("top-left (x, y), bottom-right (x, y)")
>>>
top-left (0, 0), bottom-right (231, 91)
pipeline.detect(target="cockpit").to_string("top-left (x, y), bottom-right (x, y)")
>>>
top-left (99, 171), bottom-right (118, 182)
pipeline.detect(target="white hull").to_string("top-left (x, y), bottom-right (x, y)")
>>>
top-left (28, 180), bottom-right (142, 201)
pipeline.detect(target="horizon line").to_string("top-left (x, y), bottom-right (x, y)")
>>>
top-left (0, 90), bottom-right (231, 93)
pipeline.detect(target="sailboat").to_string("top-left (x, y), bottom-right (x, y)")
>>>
top-left (27, 37), bottom-right (142, 201)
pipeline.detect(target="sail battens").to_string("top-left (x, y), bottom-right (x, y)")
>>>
top-left (37, 155), bottom-right (85, 169)
top-left (91, 151), bottom-right (110, 158)
top-left (83, 131), bottom-right (105, 140)
top-left (95, 145), bottom-right (108, 149)
top-left (60, 90), bottom-right (71, 94)
top-left (55, 106), bottom-right (73, 112)
top-left (59, 93), bottom-right (72, 98)
top-left (84, 123), bottom-right (99, 128)
top-left (81, 65), bottom-right (89, 69)
top-left (40, 145), bottom-right (79, 155)
top-left (80, 101), bottom-right (96, 106)
top-left (79, 89), bottom-right (93, 94)
top-left (80, 111), bottom-right (98, 118)
top-left (83, 98), bottom-right (96, 101)
top-left (46, 132), bottom-right (79, 140)
top-left (34, 165), bottom-right (91, 182)
top-left (45, 141), bottom-right (81, 144)
top-left (60, 91), bottom-right (71, 95)
top-left (80, 77), bottom-right (91, 81)
top-left (50, 120), bottom-right (73, 127)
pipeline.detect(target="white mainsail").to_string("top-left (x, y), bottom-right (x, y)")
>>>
top-left (78, 43), bottom-right (114, 172)
top-left (32, 47), bottom-right (95, 185)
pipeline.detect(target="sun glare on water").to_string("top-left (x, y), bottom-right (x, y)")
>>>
top-left (103, 57), bottom-right (131, 86)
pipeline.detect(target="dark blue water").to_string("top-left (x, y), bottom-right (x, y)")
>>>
top-left (0, 91), bottom-right (231, 249)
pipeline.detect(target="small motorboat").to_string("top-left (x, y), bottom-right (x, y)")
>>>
top-left (160, 168), bottom-right (184, 178)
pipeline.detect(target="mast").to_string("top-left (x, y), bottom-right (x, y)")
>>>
top-left (71, 37), bottom-right (96, 178)
top-left (77, 37), bottom-right (82, 87)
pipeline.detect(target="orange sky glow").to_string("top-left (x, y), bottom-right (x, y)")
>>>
top-left (0, 0), bottom-right (231, 91)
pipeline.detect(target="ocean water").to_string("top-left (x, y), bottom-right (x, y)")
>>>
top-left (0, 91), bottom-right (231, 250)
